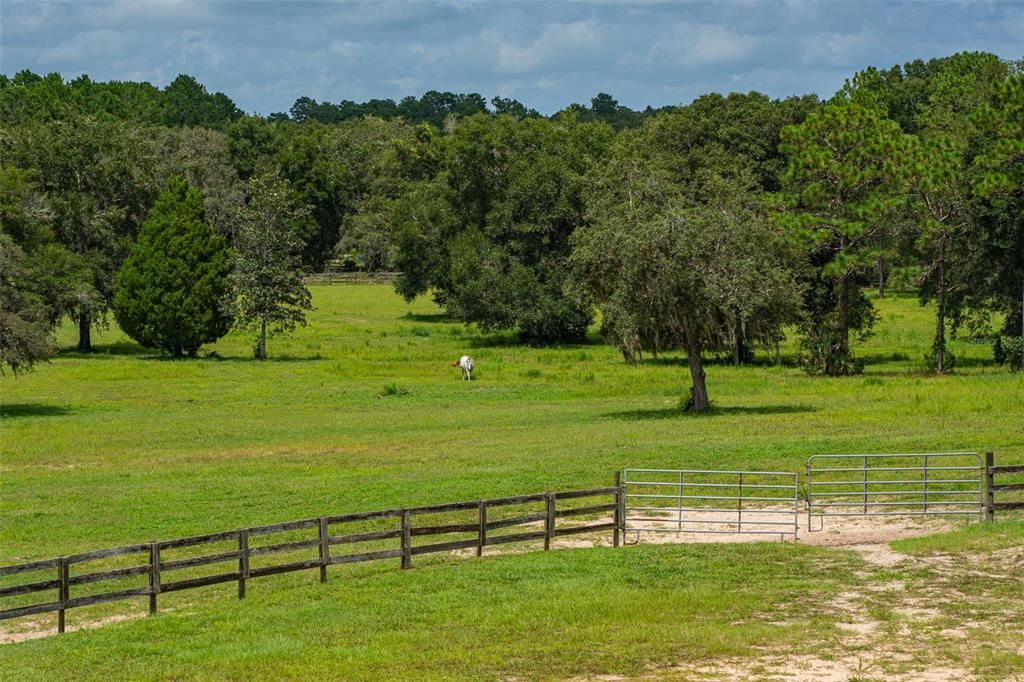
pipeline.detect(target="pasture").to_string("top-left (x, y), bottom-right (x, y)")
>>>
top-left (1, 285), bottom-right (1022, 680)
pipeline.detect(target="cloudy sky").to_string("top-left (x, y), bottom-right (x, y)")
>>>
top-left (2, 1), bottom-right (1021, 115)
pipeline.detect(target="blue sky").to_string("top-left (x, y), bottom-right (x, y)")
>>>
top-left (2, 1), bottom-right (1021, 115)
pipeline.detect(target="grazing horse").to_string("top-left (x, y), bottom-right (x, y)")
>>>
top-left (452, 355), bottom-right (474, 380)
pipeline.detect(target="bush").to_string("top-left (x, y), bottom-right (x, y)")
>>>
top-left (993, 335), bottom-right (1022, 370)
top-left (113, 177), bottom-right (233, 356)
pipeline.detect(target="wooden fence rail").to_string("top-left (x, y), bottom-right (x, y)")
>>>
top-left (303, 271), bottom-right (401, 285)
top-left (0, 482), bottom-right (622, 635)
top-left (985, 451), bottom-right (1024, 520)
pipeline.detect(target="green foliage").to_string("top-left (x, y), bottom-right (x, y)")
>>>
top-left (781, 100), bottom-right (909, 374)
top-left (0, 71), bottom-right (239, 127)
top-left (0, 116), bottom-right (164, 349)
top-left (993, 335), bottom-right (1022, 369)
top-left (574, 171), bottom-right (802, 409)
top-left (0, 235), bottom-right (52, 373)
top-left (228, 171), bottom-right (313, 359)
top-left (113, 176), bottom-right (233, 356)
top-left (393, 114), bottom-right (612, 343)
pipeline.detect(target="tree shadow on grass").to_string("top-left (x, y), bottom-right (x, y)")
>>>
top-left (641, 356), bottom-right (797, 369)
top-left (0, 403), bottom-right (74, 419)
top-left (605, 404), bottom-right (816, 421)
top-left (401, 312), bottom-right (452, 324)
top-left (467, 333), bottom-right (605, 350)
top-left (58, 341), bottom-right (153, 359)
top-left (144, 353), bottom-right (326, 363)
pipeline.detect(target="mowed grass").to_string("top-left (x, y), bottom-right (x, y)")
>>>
top-left (1, 285), bottom-right (1021, 560)
top-left (0, 543), bottom-right (865, 681)
top-left (1, 285), bottom-right (1022, 680)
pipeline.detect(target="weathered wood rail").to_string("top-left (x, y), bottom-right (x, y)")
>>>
top-left (303, 271), bottom-right (400, 285)
top-left (985, 451), bottom-right (1024, 520)
top-left (0, 480), bottom-right (623, 635)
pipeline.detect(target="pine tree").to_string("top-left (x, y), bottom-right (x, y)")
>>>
top-left (229, 171), bottom-right (313, 359)
top-left (113, 176), bottom-right (233, 356)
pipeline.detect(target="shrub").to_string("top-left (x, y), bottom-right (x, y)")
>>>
top-left (113, 177), bottom-right (233, 356)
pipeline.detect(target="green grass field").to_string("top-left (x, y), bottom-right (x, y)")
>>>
top-left (1, 285), bottom-right (1022, 680)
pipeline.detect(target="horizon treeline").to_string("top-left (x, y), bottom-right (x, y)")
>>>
top-left (1, 52), bottom-right (1022, 409)
top-left (0, 70), bottom-right (654, 129)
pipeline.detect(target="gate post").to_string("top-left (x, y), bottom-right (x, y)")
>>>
top-left (477, 500), bottom-right (486, 557)
top-left (238, 529), bottom-right (250, 599)
top-left (57, 557), bottom-right (69, 634)
top-left (985, 451), bottom-right (995, 522)
top-left (401, 509), bottom-right (412, 569)
top-left (318, 517), bottom-right (330, 583)
top-left (148, 541), bottom-right (160, 615)
top-left (613, 471), bottom-right (622, 548)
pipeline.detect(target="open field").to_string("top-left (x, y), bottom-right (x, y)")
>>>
top-left (1, 285), bottom-right (1022, 680)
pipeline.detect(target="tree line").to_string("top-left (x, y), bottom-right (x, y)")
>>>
top-left (1, 52), bottom-right (1021, 411)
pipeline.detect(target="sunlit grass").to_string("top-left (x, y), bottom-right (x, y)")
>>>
top-left (1, 285), bottom-right (1022, 679)
top-left (1, 286), bottom-right (1020, 561)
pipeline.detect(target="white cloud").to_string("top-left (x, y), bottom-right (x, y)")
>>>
top-left (644, 22), bottom-right (757, 67)
top-left (85, 0), bottom-right (214, 29)
top-left (175, 29), bottom-right (228, 71)
top-left (388, 76), bottom-right (423, 94)
top-left (37, 29), bottom-right (130, 64)
top-left (328, 40), bottom-right (358, 60)
top-left (493, 20), bottom-right (604, 74)
top-left (801, 30), bottom-right (878, 67)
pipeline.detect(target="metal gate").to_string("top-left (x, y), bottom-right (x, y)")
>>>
top-left (622, 468), bottom-right (799, 542)
top-left (806, 453), bottom-right (984, 530)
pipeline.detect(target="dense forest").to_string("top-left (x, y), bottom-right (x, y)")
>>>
top-left (1, 52), bottom-right (1021, 410)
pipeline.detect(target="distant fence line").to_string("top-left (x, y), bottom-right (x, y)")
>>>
top-left (0, 479), bottom-right (624, 635)
top-left (303, 271), bottom-right (401, 285)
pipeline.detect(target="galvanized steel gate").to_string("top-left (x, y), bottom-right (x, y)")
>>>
top-left (806, 452), bottom-right (984, 530)
top-left (622, 468), bottom-right (799, 542)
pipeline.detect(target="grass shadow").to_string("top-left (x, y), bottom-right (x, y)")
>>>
top-left (642, 356), bottom-right (797, 369)
top-left (148, 353), bottom-right (326, 363)
top-left (401, 312), bottom-right (452, 324)
top-left (58, 341), bottom-right (153, 359)
top-left (605, 404), bottom-right (816, 421)
top-left (468, 334), bottom-right (605, 350)
top-left (0, 403), bottom-right (74, 419)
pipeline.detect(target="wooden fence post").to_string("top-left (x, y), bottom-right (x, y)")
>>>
top-left (57, 557), bottom-right (69, 634)
top-left (477, 501), bottom-right (486, 557)
top-left (401, 510), bottom-right (412, 569)
top-left (318, 517), bottom-right (330, 583)
top-left (238, 530), bottom-right (249, 599)
top-left (613, 471), bottom-right (622, 548)
top-left (148, 542), bottom-right (160, 615)
top-left (985, 451), bottom-right (995, 522)
top-left (544, 493), bottom-right (555, 551)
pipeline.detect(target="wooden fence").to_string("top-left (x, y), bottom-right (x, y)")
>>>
top-left (303, 271), bottom-right (400, 285)
top-left (0, 480), bottom-right (623, 635)
top-left (984, 452), bottom-right (1024, 520)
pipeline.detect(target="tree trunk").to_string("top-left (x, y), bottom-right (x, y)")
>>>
top-left (836, 272), bottom-right (850, 362)
top-left (876, 255), bottom-right (886, 299)
top-left (256, 319), bottom-right (267, 360)
top-left (77, 312), bottom-right (92, 353)
top-left (935, 242), bottom-right (946, 374)
top-left (686, 342), bottom-right (710, 412)
top-left (731, 321), bottom-right (741, 366)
